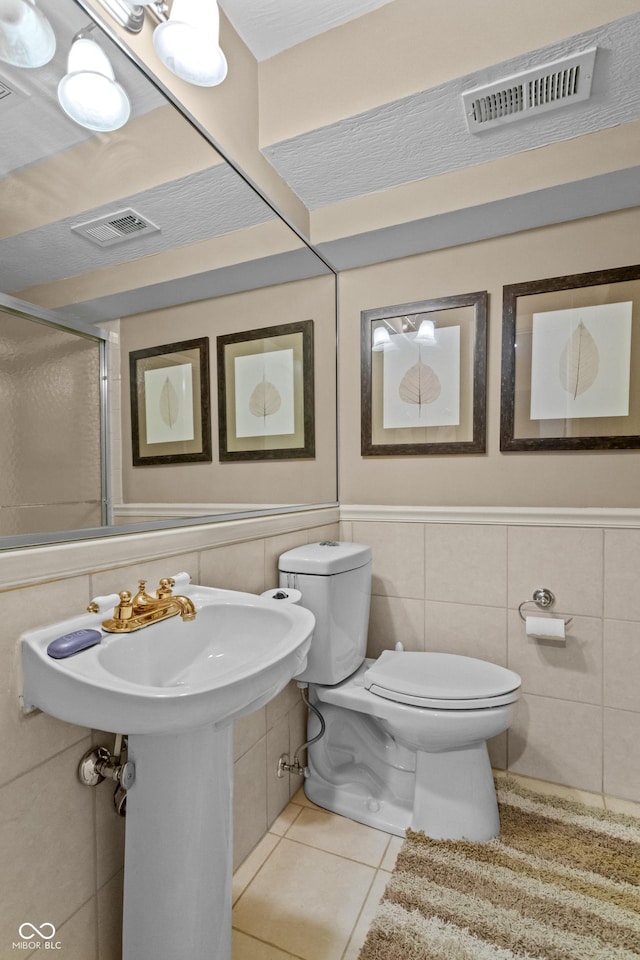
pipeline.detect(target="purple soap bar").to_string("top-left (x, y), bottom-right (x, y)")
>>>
top-left (47, 629), bottom-right (102, 659)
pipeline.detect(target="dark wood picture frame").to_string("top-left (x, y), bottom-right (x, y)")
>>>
top-left (217, 320), bottom-right (315, 462)
top-left (500, 264), bottom-right (640, 452)
top-left (129, 337), bottom-right (212, 466)
top-left (361, 292), bottom-right (487, 456)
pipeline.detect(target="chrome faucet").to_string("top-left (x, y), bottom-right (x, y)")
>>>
top-left (98, 578), bottom-right (196, 633)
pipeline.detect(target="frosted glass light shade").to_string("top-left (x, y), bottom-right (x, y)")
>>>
top-left (57, 38), bottom-right (130, 132)
top-left (372, 327), bottom-right (391, 351)
top-left (0, 0), bottom-right (55, 67)
top-left (415, 319), bottom-right (436, 343)
top-left (153, 0), bottom-right (227, 87)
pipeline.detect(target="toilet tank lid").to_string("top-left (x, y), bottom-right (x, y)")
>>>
top-left (279, 541), bottom-right (371, 575)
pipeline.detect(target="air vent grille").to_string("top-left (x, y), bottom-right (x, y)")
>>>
top-left (462, 47), bottom-right (596, 133)
top-left (71, 208), bottom-right (160, 247)
top-left (0, 74), bottom-right (29, 112)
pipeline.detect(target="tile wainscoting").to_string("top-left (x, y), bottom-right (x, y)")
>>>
top-left (341, 505), bottom-right (640, 802)
top-left (340, 505), bottom-right (640, 807)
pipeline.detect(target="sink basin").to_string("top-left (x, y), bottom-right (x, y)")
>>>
top-left (21, 585), bottom-right (314, 734)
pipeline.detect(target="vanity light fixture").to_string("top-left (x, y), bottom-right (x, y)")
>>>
top-left (95, 0), bottom-right (227, 87)
top-left (0, 0), bottom-right (56, 68)
top-left (57, 33), bottom-right (131, 132)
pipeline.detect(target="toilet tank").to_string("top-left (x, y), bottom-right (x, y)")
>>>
top-left (279, 541), bottom-right (372, 685)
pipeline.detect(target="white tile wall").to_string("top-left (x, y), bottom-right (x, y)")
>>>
top-left (343, 518), bottom-right (640, 804)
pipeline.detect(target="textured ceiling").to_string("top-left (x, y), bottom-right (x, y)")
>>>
top-left (263, 17), bottom-right (640, 210)
top-left (0, 0), bottom-right (638, 324)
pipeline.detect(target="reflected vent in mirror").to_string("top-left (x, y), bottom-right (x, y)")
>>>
top-left (71, 208), bottom-right (160, 247)
top-left (0, 74), bottom-right (29, 113)
top-left (462, 47), bottom-right (597, 133)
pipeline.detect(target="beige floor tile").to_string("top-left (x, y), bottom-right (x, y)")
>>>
top-left (233, 833), bottom-right (280, 905)
top-left (290, 786), bottom-right (324, 810)
top-left (285, 806), bottom-right (392, 867)
top-left (233, 838), bottom-right (375, 960)
top-left (232, 929), bottom-right (295, 959)
top-left (604, 794), bottom-right (640, 819)
top-left (508, 772), bottom-right (605, 809)
top-left (380, 835), bottom-right (404, 872)
top-left (342, 869), bottom-right (391, 960)
top-left (269, 800), bottom-right (304, 837)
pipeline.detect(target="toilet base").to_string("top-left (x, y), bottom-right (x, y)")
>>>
top-left (412, 742), bottom-right (499, 840)
top-left (304, 773), bottom-right (411, 838)
top-left (305, 741), bottom-right (499, 841)
top-left (306, 680), bottom-right (507, 841)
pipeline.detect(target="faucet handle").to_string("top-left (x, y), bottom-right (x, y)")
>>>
top-left (87, 593), bottom-right (120, 615)
top-left (156, 577), bottom-right (175, 599)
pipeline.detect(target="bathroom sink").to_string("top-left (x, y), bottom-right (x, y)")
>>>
top-left (21, 586), bottom-right (314, 734)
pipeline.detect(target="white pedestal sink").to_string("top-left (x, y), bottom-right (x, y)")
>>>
top-left (21, 585), bottom-right (314, 960)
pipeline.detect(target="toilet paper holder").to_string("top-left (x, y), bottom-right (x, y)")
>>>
top-left (518, 588), bottom-right (573, 628)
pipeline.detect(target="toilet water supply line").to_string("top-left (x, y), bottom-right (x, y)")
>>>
top-left (277, 685), bottom-right (326, 778)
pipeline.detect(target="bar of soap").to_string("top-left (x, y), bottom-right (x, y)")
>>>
top-left (47, 629), bottom-right (102, 659)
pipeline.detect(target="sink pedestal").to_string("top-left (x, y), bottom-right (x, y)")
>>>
top-left (123, 724), bottom-right (234, 960)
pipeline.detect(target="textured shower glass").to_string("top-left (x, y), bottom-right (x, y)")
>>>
top-left (0, 310), bottom-right (103, 536)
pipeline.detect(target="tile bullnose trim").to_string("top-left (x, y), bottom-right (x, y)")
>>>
top-left (0, 507), bottom-right (340, 591)
top-left (340, 505), bottom-right (640, 527)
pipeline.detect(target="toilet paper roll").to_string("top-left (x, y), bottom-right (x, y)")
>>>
top-left (260, 587), bottom-right (302, 605)
top-left (525, 615), bottom-right (565, 640)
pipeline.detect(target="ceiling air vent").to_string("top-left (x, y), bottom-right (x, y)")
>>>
top-left (71, 208), bottom-right (160, 247)
top-left (462, 47), bottom-right (597, 134)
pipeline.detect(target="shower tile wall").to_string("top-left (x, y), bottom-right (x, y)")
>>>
top-left (0, 519), bottom-right (339, 960)
top-left (343, 519), bottom-right (640, 803)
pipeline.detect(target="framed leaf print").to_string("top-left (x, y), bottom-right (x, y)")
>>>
top-left (500, 264), bottom-right (640, 451)
top-left (217, 320), bottom-right (315, 461)
top-left (129, 337), bottom-right (212, 465)
top-left (361, 292), bottom-right (487, 455)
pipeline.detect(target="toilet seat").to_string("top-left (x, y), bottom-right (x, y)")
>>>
top-left (364, 651), bottom-right (521, 709)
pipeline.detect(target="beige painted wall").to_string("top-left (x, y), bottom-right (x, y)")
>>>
top-left (339, 207), bottom-right (640, 507)
top-left (119, 273), bottom-right (336, 508)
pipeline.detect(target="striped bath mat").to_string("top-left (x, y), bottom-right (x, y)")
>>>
top-left (358, 776), bottom-right (640, 960)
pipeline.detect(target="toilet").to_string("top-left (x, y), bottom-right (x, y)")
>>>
top-left (279, 540), bottom-right (521, 841)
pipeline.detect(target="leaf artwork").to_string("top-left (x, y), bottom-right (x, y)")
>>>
top-left (398, 355), bottom-right (442, 412)
top-left (249, 379), bottom-right (282, 419)
top-left (558, 320), bottom-right (599, 399)
top-left (159, 376), bottom-right (179, 429)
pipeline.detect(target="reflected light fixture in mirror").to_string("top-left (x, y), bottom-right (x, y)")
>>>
top-left (95, 0), bottom-right (227, 87)
top-left (57, 32), bottom-right (131, 130)
top-left (415, 318), bottom-right (436, 343)
top-left (372, 326), bottom-right (392, 352)
top-left (0, 0), bottom-right (55, 67)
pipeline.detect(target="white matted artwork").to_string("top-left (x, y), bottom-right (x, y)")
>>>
top-left (234, 348), bottom-right (295, 437)
top-left (382, 327), bottom-right (461, 428)
top-left (530, 301), bottom-right (632, 420)
top-left (144, 363), bottom-right (195, 444)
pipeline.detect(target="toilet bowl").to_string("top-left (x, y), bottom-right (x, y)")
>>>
top-left (278, 541), bottom-right (521, 841)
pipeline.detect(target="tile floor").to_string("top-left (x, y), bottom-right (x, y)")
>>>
top-left (231, 773), bottom-right (640, 960)
top-left (232, 789), bottom-right (401, 960)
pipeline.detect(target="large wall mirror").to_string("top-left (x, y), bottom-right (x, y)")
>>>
top-left (0, 0), bottom-right (337, 549)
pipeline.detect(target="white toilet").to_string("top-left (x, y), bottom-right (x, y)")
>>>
top-left (279, 540), bottom-right (521, 841)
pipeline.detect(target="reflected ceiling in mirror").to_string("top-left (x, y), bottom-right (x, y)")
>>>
top-left (0, 0), bottom-right (337, 549)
